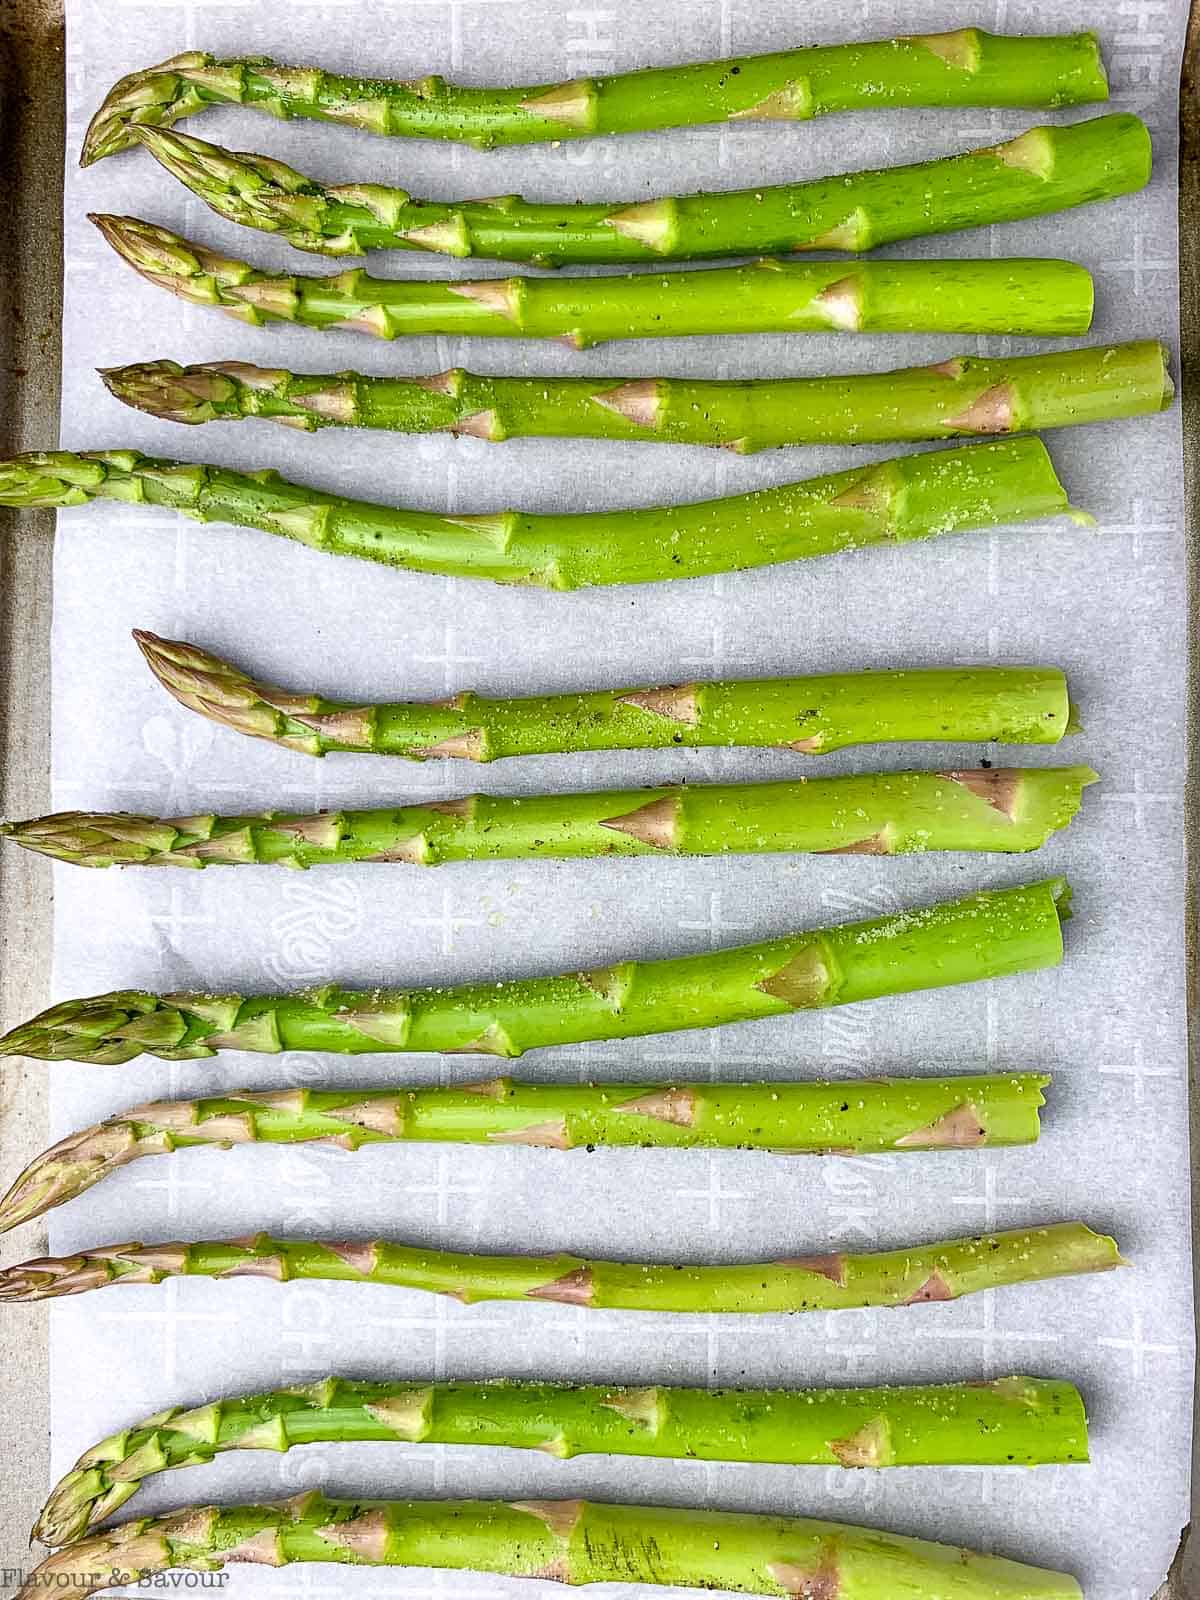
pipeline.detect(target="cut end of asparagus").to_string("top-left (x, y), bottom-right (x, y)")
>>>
top-left (1049, 876), bottom-right (1073, 922)
top-left (81, 51), bottom-right (241, 165)
top-left (1053, 1224), bottom-right (1128, 1272)
top-left (1157, 342), bottom-right (1176, 408)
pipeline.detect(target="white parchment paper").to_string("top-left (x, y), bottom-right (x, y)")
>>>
top-left (49, 2), bottom-right (1192, 1595)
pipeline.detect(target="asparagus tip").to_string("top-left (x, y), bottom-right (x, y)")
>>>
top-left (100, 360), bottom-right (227, 424)
top-left (81, 51), bottom-right (225, 166)
top-left (130, 125), bottom-right (323, 249)
top-left (0, 1113), bottom-right (161, 1233)
top-left (0, 810), bottom-right (196, 869)
top-left (133, 630), bottom-right (329, 755)
top-left (91, 214), bottom-right (257, 315)
top-left (24, 1522), bottom-right (171, 1594)
top-left (0, 452), bottom-right (111, 511)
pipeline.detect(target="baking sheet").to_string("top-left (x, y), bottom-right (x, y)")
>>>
top-left (48, 1), bottom-right (1192, 1594)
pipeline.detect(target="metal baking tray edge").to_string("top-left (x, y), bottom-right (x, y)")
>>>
top-left (0, 0), bottom-right (61, 1561)
top-left (0, 1), bottom-right (1195, 1590)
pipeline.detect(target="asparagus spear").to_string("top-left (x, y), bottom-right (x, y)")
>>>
top-left (82, 32), bottom-right (1110, 163)
top-left (26, 1492), bottom-right (1085, 1598)
top-left (36, 1373), bottom-right (1088, 1547)
top-left (132, 633), bottom-right (1077, 762)
top-left (0, 1074), bottom-right (1053, 1234)
top-left (100, 342), bottom-right (1174, 451)
top-left (130, 115), bottom-right (1150, 265)
top-left (0, 878), bottom-right (1072, 1065)
top-left (1, 768), bottom-right (1096, 870)
top-left (0, 437), bottom-right (1086, 590)
top-left (94, 215), bottom-right (1099, 342)
top-left (0, 1222), bottom-right (1123, 1310)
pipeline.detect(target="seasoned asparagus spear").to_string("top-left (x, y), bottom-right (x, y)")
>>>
top-left (36, 1373), bottom-right (1088, 1546)
top-left (0, 878), bottom-right (1072, 1065)
top-left (133, 633), bottom-right (1077, 762)
top-left (94, 216), bottom-right (1099, 342)
top-left (26, 1492), bottom-right (1085, 1597)
top-left (100, 342), bottom-right (1174, 450)
top-left (0, 1223), bottom-right (1123, 1310)
top-left (0, 768), bottom-right (1096, 869)
top-left (0, 438), bottom-right (1086, 589)
top-left (0, 1074), bottom-right (1053, 1234)
top-left (82, 32), bottom-right (1109, 162)
top-left (129, 115), bottom-right (1150, 265)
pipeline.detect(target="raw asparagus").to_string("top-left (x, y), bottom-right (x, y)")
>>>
top-left (82, 32), bottom-right (1110, 162)
top-left (1, 768), bottom-right (1096, 869)
top-left (26, 1493), bottom-right (1084, 1598)
top-left (93, 215), bottom-right (1099, 342)
top-left (100, 342), bottom-right (1173, 450)
top-left (0, 438), bottom-right (1086, 590)
top-left (132, 632), bottom-right (1077, 762)
top-left (0, 1074), bottom-right (1053, 1234)
top-left (0, 878), bottom-right (1072, 1065)
top-left (130, 115), bottom-right (1150, 265)
top-left (36, 1373), bottom-right (1088, 1546)
top-left (0, 1222), bottom-right (1123, 1310)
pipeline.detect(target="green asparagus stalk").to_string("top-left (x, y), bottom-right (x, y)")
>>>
top-left (0, 437), bottom-right (1087, 590)
top-left (132, 632), bottom-right (1077, 762)
top-left (93, 215), bottom-right (1099, 342)
top-left (0, 878), bottom-right (1072, 1065)
top-left (0, 1074), bottom-right (1053, 1234)
top-left (26, 1492), bottom-right (1085, 1598)
top-left (0, 1222), bottom-right (1123, 1311)
top-left (129, 114), bottom-right (1150, 265)
top-left (82, 32), bottom-right (1110, 163)
top-left (36, 1373), bottom-right (1088, 1548)
top-left (0, 768), bottom-right (1096, 869)
top-left (100, 342), bottom-right (1173, 451)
